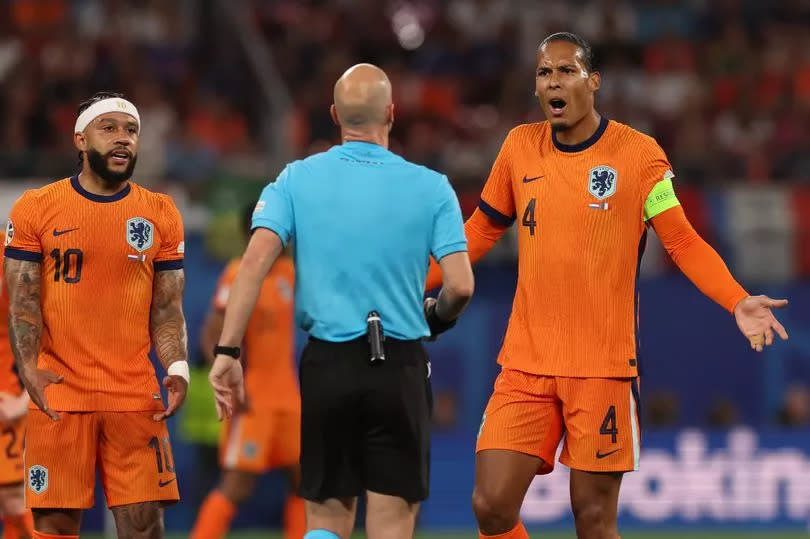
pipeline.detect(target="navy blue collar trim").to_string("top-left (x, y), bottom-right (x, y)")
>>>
top-left (552, 116), bottom-right (609, 153)
top-left (71, 175), bottom-right (131, 203)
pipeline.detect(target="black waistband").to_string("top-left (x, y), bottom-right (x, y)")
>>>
top-left (308, 335), bottom-right (420, 346)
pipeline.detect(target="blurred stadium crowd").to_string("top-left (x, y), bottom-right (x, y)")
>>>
top-left (3, 1), bottom-right (810, 191)
top-left (0, 0), bottom-right (808, 433)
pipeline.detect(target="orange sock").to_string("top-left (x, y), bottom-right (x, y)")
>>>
top-left (190, 490), bottom-right (237, 539)
top-left (32, 533), bottom-right (77, 539)
top-left (479, 520), bottom-right (529, 539)
top-left (4, 511), bottom-right (34, 539)
top-left (283, 495), bottom-right (307, 539)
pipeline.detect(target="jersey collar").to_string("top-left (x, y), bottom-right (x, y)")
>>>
top-left (552, 116), bottom-right (609, 153)
top-left (71, 175), bottom-right (131, 203)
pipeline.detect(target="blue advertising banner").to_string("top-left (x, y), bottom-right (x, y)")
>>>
top-left (422, 428), bottom-right (810, 530)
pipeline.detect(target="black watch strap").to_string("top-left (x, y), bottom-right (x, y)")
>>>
top-left (214, 345), bottom-right (241, 359)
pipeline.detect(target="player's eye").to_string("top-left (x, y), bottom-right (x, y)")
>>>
top-left (103, 125), bottom-right (114, 132)
top-left (128, 128), bottom-right (137, 134)
top-left (537, 69), bottom-right (549, 77)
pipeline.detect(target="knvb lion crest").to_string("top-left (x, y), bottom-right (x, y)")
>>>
top-left (588, 165), bottom-right (618, 200)
top-left (28, 465), bottom-right (48, 494)
top-left (126, 217), bottom-right (154, 252)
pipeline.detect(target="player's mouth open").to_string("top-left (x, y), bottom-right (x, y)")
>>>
top-left (549, 99), bottom-right (567, 116)
top-left (109, 150), bottom-right (131, 164)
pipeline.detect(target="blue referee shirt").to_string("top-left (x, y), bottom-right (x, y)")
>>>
top-left (252, 141), bottom-right (467, 341)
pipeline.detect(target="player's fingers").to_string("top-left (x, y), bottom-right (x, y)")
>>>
top-left (772, 319), bottom-right (789, 340)
top-left (44, 407), bottom-right (60, 421)
top-left (764, 297), bottom-right (788, 309)
top-left (764, 328), bottom-right (774, 346)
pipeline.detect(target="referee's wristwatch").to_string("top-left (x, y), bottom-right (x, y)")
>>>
top-left (213, 345), bottom-right (241, 359)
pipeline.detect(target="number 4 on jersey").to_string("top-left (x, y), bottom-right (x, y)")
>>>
top-left (522, 198), bottom-right (537, 236)
top-left (600, 405), bottom-right (619, 444)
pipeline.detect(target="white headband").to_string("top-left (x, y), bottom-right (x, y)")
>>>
top-left (74, 98), bottom-right (141, 134)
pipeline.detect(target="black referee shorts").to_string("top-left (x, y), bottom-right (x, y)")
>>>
top-left (298, 336), bottom-right (432, 503)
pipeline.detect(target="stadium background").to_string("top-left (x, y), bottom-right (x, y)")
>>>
top-left (2, 0), bottom-right (810, 537)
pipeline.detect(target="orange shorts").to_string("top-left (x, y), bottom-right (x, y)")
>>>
top-left (219, 408), bottom-right (300, 473)
top-left (25, 411), bottom-right (180, 509)
top-left (476, 369), bottom-right (641, 474)
top-left (0, 417), bottom-right (25, 485)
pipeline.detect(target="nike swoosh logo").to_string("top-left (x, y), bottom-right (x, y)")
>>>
top-left (595, 449), bottom-right (621, 459)
top-left (158, 478), bottom-right (175, 487)
top-left (522, 175), bottom-right (544, 183)
top-left (53, 228), bottom-right (79, 237)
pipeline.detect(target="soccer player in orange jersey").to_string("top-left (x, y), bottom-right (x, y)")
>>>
top-left (191, 207), bottom-right (305, 539)
top-left (0, 239), bottom-right (34, 539)
top-left (425, 33), bottom-right (789, 539)
top-left (4, 92), bottom-right (189, 539)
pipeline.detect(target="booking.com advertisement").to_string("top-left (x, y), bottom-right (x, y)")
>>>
top-left (423, 428), bottom-right (810, 531)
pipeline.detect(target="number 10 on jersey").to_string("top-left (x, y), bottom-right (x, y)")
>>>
top-left (50, 248), bottom-right (83, 283)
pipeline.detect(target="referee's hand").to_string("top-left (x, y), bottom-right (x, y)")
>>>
top-left (208, 355), bottom-right (246, 420)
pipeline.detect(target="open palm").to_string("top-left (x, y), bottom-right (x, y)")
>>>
top-left (733, 295), bottom-right (789, 352)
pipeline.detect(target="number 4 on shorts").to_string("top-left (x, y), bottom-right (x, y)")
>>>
top-left (600, 405), bottom-right (618, 444)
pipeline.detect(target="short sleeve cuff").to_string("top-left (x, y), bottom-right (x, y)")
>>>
top-left (478, 199), bottom-right (515, 227)
top-left (154, 259), bottom-right (184, 271)
top-left (252, 220), bottom-right (290, 246)
top-left (4, 247), bottom-right (42, 262)
top-left (433, 242), bottom-right (468, 261)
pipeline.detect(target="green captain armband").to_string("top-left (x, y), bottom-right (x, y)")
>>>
top-left (643, 174), bottom-right (680, 221)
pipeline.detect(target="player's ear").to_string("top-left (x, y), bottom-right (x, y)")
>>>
top-left (387, 102), bottom-right (395, 127)
top-left (588, 71), bottom-right (601, 92)
top-left (73, 131), bottom-right (88, 152)
top-left (330, 104), bottom-right (340, 127)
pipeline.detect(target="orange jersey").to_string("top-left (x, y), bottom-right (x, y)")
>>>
top-left (4, 176), bottom-right (184, 411)
top-left (479, 119), bottom-right (672, 378)
top-left (214, 257), bottom-right (298, 411)
top-left (0, 237), bottom-right (21, 395)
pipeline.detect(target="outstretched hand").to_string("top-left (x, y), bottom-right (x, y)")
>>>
top-left (733, 295), bottom-right (789, 352)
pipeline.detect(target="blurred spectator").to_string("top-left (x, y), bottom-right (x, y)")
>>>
top-left (645, 391), bottom-right (680, 427)
top-left (777, 384), bottom-right (810, 427)
top-left (706, 398), bottom-right (741, 428)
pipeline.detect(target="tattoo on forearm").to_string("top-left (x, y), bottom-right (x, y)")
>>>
top-left (150, 269), bottom-right (188, 369)
top-left (4, 259), bottom-right (42, 383)
top-left (111, 501), bottom-right (163, 539)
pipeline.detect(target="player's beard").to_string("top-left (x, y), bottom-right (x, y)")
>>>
top-left (86, 148), bottom-right (137, 186)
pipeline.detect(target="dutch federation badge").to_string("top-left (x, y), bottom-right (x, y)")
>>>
top-left (28, 465), bottom-right (48, 494)
top-left (588, 165), bottom-right (618, 200)
top-left (126, 217), bottom-right (154, 252)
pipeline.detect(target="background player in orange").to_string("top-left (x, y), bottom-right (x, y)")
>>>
top-left (425, 33), bottom-right (789, 539)
top-left (191, 206), bottom-right (305, 539)
top-left (4, 92), bottom-right (189, 539)
top-left (0, 235), bottom-right (33, 539)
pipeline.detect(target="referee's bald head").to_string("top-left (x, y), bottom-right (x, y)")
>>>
top-left (332, 64), bottom-right (393, 129)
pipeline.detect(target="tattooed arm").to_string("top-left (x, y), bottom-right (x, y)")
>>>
top-left (150, 268), bottom-right (188, 421)
top-left (4, 258), bottom-right (62, 421)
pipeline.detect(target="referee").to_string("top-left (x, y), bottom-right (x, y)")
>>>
top-left (209, 63), bottom-right (474, 539)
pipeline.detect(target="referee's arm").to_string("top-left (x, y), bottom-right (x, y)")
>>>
top-left (434, 251), bottom-right (474, 321)
top-left (209, 228), bottom-right (282, 418)
top-left (424, 251), bottom-right (474, 338)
